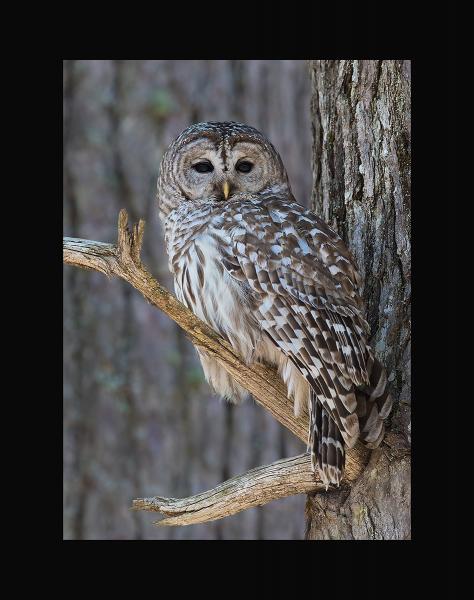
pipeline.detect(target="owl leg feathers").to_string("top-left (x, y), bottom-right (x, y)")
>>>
top-left (196, 349), bottom-right (250, 404)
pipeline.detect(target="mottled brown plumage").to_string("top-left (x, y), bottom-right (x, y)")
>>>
top-left (157, 121), bottom-right (392, 487)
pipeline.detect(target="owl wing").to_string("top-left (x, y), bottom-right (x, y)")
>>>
top-left (220, 196), bottom-right (374, 448)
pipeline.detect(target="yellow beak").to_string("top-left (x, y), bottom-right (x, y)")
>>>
top-left (223, 181), bottom-right (230, 200)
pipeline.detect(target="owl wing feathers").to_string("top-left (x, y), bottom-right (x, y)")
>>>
top-left (219, 196), bottom-right (387, 482)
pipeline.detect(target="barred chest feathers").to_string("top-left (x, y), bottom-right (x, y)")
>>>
top-left (164, 204), bottom-right (310, 412)
top-left (165, 205), bottom-right (263, 402)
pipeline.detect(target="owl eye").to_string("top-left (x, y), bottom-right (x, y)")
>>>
top-left (192, 161), bottom-right (214, 173)
top-left (236, 161), bottom-right (253, 173)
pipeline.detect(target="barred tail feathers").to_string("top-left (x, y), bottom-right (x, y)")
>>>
top-left (309, 390), bottom-right (345, 489)
top-left (308, 356), bottom-right (392, 487)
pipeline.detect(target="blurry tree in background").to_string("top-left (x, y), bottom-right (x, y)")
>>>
top-left (63, 60), bottom-right (312, 540)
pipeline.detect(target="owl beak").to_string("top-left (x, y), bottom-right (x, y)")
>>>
top-left (223, 181), bottom-right (230, 200)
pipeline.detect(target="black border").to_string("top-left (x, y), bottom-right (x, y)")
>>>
top-left (15, 4), bottom-right (465, 588)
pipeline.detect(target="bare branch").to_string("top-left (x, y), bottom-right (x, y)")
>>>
top-left (64, 210), bottom-right (371, 523)
top-left (132, 453), bottom-right (322, 526)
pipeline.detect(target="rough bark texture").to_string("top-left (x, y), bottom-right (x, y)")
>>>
top-left (305, 60), bottom-right (411, 540)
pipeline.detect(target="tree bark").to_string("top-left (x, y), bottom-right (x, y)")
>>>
top-left (305, 60), bottom-right (411, 540)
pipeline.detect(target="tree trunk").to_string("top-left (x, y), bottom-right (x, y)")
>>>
top-left (305, 60), bottom-right (411, 540)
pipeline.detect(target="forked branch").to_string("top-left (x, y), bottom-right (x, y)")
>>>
top-left (63, 210), bottom-right (369, 526)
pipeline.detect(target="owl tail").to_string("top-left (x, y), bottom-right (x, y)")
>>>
top-left (309, 391), bottom-right (345, 489)
top-left (308, 356), bottom-right (393, 488)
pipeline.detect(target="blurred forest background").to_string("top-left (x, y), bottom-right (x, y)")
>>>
top-left (63, 60), bottom-right (312, 540)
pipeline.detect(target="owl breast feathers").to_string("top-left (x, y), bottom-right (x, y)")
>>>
top-left (158, 121), bottom-right (392, 488)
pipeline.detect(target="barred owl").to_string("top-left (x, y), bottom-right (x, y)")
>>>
top-left (157, 121), bottom-right (392, 488)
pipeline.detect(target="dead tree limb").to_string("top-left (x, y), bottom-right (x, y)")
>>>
top-left (63, 209), bottom-right (370, 525)
top-left (132, 454), bottom-right (321, 526)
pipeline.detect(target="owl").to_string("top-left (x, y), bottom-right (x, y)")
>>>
top-left (157, 121), bottom-right (392, 488)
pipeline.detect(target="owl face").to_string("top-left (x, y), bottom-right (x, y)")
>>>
top-left (158, 122), bottom-right (291, 219)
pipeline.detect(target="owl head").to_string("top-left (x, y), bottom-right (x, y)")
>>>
top-left (157, 121), bottom-right (292, 220)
